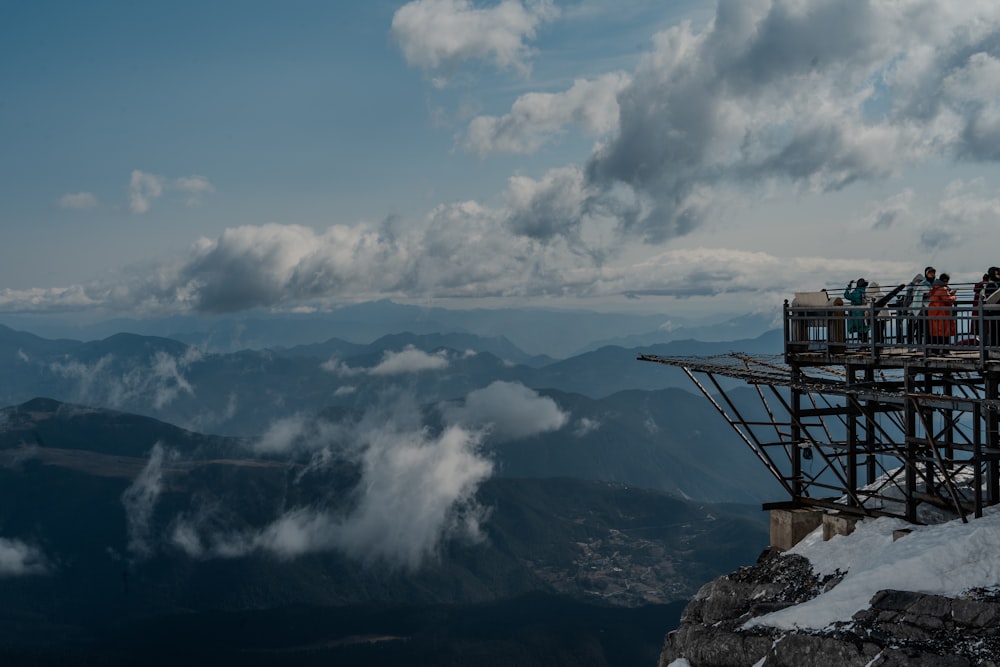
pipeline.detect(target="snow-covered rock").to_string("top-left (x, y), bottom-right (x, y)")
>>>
top-left (660, 508), bottom-right (1000, 666)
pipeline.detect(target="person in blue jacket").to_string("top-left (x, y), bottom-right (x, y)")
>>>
top-left (844, 278), bottom-right (870, 343)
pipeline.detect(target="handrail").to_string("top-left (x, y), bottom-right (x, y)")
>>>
top-left (785, 299), bottom-right (998, 366)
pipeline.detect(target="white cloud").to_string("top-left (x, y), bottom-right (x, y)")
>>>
top-left (128, 170), bottom-right (215, 213)
top-left (253, 414), bottom-right (347, 456)
top-left (502, 166), bottom-right (591, 243)
top-left (462, 72), bottom-right (630, 156)
top-left (47, 347), bottom-right (199, 411)
top-left (122, 443), bottom-right (174, 561)
top-left (129, 169), bottom-right (166, 214)
top-left (584, 0), bottom-right (1000, 241)
top-left (0, 538), bottom-right (48, 577)
top-left (441, 380), bottom-right (567, 442)
top-left (573, 416), bottom-right (600, 437)
top-left (57, 191), bottom-right (98, 210)
top-left (174, 174), bottom-right (215, 206)
top-left (369, 345), bottom-right (450, 375)
top-left (0, 216), bottom-right (924, 316)
top-left (0, 285), bottom-right (99, 311)
top-left (172, 393), bottom-right (494, 571)
top-left (391, 0), bottom-right (559, 82)
top-left (323, 347), bottom-right (450, 378)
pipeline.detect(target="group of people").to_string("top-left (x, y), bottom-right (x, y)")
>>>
top-left (842, 266), bottom-right (1000, 350)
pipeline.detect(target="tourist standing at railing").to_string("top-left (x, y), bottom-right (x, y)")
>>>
top-left (844, 278), bottom-right (870, 343)
top-left (973, 272), bottom-right (990, 336)
top-left (905, 266), bottom-right (936, 345)
top-left (927, 273), bottom-right (957, 353)
top-left (984, 267), bottom-right (1000, 346)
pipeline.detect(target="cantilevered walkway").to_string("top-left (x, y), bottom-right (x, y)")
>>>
top-left (639, 296), bottom-right (1000, 527)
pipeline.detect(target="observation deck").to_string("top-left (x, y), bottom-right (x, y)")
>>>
top-left (783, 294), bottom-right (1000, 370)
top-left (639, 288), bottom-right (1000, 533)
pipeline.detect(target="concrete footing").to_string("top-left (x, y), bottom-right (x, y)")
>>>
top-left (769, 509), bottom-right (824, 551)
top-left (769, 508), bottom-right (863, 550)
top-left (822, 512), bottom-right (860, 541)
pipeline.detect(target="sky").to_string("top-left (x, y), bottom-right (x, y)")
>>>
top-left (5, 0), bottom-right (1000, 322)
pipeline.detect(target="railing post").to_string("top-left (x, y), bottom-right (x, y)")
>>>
top-left (980, 307), bottom-right (987, 366)
top-left (783, 299), bottom-right (790, 361)
top-left (869, 300), bottom-right (878, 360)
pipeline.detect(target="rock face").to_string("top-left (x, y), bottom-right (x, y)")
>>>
top-left (659, 551), bottom-right (1000, 667)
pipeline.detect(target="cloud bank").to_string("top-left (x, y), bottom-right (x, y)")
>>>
top-left (10, 2), bottom-right (1000, 316)
top-left (585, 0), bottom-right (1000, 240)
top-left (173, 392), bottom-right (494, 571)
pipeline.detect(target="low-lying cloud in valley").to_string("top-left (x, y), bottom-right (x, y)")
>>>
top-left (48, 347), bottom-right (201, 413)
top-left (122, 442), bottom-right (175, 562)
top-left (113, 381), bottom-right (570, 570)
top-left (440, 380), bottom-right (568, 442)
top-left (0, 538), bottom-right (48, 577)
top-left (322, 345), bottom-right (451, 377)
top-left (170, 391), bottom-right (495, 571)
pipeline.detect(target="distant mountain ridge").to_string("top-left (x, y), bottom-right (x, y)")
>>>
top-left (0, 299), bottom-right (776, 358)
top-left (0, 323), bottom-right (781, 503)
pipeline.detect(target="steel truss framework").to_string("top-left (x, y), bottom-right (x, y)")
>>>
top-left (638, 351), bottom-right (1000, 524)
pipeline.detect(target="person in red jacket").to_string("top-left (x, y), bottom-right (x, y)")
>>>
top-left (927, 273), bottom-right (957, 353)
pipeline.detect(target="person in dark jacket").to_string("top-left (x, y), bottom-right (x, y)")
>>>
top-left (984, 267), bottom-right (1000, 347)
top-left (905, 266), bottom-right (936, 345)
top-left (844, 278), bottom-right (870, 343)
top-left (973, 272), bottom-right (990, 336)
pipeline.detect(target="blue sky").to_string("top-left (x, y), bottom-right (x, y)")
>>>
top-left (4, 0), bottom-right (1000, 321)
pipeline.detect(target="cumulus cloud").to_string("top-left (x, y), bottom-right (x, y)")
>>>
top-left (321, 347), bottom-right (450, 377)
top-left (1, 214), bottom-right (920, 315)
top-left (502, 166), bottom-right (592, 244)
top-left (584, 0), bottom-right (1000, 241)
top-left (172, 393), bottom-right (494, 570)
top-left (129, 169), bottom-right (165, 214)
top-left (58, 192), bottom-right (98, 210)
top-left (462, 72), bottom-right (630, 156)
top-left (391, 0), bottom-right (558, 83)
top-left (369, 346), bottom-right (450, 375)
top-left (441, 380), bottom-right (567, 442)
top-left (13, 3), bottom-right (1000, 316)
top-left (0, 538), bottom-right (48, 577)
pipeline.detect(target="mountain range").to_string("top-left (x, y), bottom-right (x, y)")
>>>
top-left (0, 397), bottom-right (768, 666)
top-left (0, 300), bottom-right (778, 357)
top-left (0, 308), bottom-right (786, 665)
top-left (0, 322), bottom-right (782, 504)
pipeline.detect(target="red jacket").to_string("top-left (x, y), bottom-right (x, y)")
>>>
top-left (927, 284), bottom-right (956, 337)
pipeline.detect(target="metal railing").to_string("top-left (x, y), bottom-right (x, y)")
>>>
top-left (785, 298), bottom-right (1000, 364)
